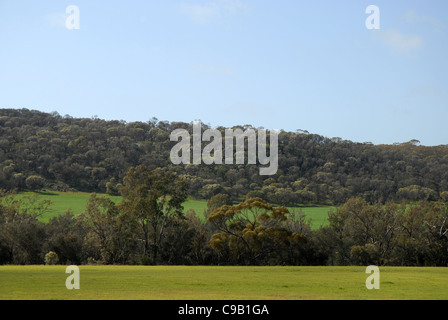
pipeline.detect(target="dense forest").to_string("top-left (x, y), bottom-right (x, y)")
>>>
top-left (1, 108), bottom-right (447, 205)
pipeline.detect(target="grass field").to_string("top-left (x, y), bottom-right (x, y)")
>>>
top-left (0, 265), bottom-right (447, 300)
top-left (12, 191), bottom-right (123, 223)
top-left (11, 192), bottom-right (333, 228)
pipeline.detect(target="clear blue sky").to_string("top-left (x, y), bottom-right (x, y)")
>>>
top-left (1, 0), bottom-right (447, 145)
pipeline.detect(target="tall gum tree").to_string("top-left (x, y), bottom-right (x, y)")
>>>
top-left (119, 165), bottom-right (188, 264)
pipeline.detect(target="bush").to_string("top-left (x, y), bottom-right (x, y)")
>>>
top-left (350, 244), bottom-right (380, 266)
top-left (25, 175), bottom-right (46, 191)
top-left (45, 251), bottom-right (59, 265)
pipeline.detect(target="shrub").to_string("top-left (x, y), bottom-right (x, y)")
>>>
top-left (25, 175), bottom-right (46, 191)
top-left (45, 251), bottom-right (59, 265)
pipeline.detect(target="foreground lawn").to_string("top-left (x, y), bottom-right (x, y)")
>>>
top-left (0, 265), bottom-right (447, 300)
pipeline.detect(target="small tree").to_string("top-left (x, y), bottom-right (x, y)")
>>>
top-left (25, 175), bottom-right (46, 191)
top-left (204, 193), bottom-right (232, 219)
top-left (207, 198), bottom-right (291, 265)
top-left (106, 177), bottom-right (122, 196)
top-left (45, 251), bottom-right (59, 265)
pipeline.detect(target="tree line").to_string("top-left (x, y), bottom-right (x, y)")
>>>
top-left (1, 165), bottom-right (447, 266)
top-left (1, 108), bottom-right (448, 205)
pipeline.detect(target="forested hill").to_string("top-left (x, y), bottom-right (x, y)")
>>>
top-left (1, 108), bottom-right (447, 205)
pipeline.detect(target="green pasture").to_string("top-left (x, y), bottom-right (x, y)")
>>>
top-left (0, 265), bottom-right (447, 300)
top-left (11, 191), bottom-right (122, 223)
top-left (9, 192), bottom-right (333, 228)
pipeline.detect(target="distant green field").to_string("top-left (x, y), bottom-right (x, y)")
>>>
top-left (0, 265), bottom-right (447, 300)
top-left (9, 192), bottom-right (333, 228)
top-left (11, 192), bottom-right (122, 223)
top-left (288, 206), bottom-right (333, 228)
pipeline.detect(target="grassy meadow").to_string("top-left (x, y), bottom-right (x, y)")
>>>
top-left (0, 265), bottom-right (447, 300)
top-left (12, 191), bottom-right (123, 223)
top-left (10, 191), bottom-right (333, 228)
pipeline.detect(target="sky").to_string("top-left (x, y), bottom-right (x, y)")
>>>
top-left (0, 0), bottom-right (447, 146)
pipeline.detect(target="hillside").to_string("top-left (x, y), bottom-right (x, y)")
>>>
top-left (1, 108), bottom-right (447, 205)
